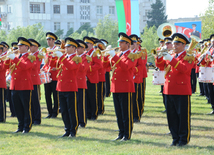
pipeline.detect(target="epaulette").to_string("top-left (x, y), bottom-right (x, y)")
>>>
top-left (37, 52), bottom-right (45, 61)
top-left (72, 56), bottom-right (82, 64)
top-left (128, 52), bottom-right (138, 62)
top-left (183, 53), bottom-right (195, 64)
top-left (28, 55), bottom-right (36, 63)
top-left (86, 55), bottom-right (92, 63)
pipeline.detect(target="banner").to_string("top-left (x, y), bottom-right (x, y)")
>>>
top-left (115, 0), bottom-right (126, 34)
top-left (131, 0), bottom-right (140, 36)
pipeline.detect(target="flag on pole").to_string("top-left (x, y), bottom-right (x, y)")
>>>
top-left (0, 14), bottom-right (1, 26)
top-left (115, 0), bottom-right (140, 36)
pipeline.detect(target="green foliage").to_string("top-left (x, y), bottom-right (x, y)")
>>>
top-left (140, 25), bottom-right (159, 64)
top-left (70, 30), bottom-right (95, 39)
top-left (54, 29), bottom-right (64, 39)
top-left (200, 0), bottom-right (214, 39)
top-left (64, 27), bottom-right (74, 38)
top-left (0, 23), bottom-right (47, 47)
top-left (76, 23), bottom-right (94, 35)
top-left (94, 15), bottom-right (118, 47)
top-left (146, 0), bottom-right (167, 28)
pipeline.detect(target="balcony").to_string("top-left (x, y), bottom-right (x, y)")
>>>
top-left (0, 12), bottom-right (7, 19)
top-left (30, 13), bottom-right (51, 20)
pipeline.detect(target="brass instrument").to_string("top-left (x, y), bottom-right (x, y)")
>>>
top-left (157, 23), bottom-right (176, 39)
top-left (186, 35), bottom-right (201, 54)
top-left (151, 46), bottom-right (172, 56)
top-left (101, 47), bottom-right (120, 54)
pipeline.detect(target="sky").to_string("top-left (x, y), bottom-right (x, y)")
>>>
top-left (166, 0), bottom-right (210, 19)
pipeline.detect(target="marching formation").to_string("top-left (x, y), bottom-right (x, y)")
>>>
top-left (0, 25), bottom-right (213, 146)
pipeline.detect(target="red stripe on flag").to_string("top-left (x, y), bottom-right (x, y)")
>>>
top-left (123, 0), bottom-right (131, 35)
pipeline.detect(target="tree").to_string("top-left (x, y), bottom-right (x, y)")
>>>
top-left (64, 27), bottom-right (74, 38)
top-left (146, 0), bottom-right (167, 28)
top-left (76, 23), bottom-right (94, 35)
top-left (54, 29), bottom-right (64, 39)
top-left (200, 0), bottom-right (214, 39)
top-left (140, 25), bottom-right (159, 64)
top-left (94, 15), bottom-right (118, 47)
top-left (1, 23), bottom-right (47, 48)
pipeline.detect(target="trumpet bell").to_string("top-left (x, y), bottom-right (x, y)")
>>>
top-left (187, 35), bottom-right (201, 54)
top-left (157, 23), bottom-right (176, 39)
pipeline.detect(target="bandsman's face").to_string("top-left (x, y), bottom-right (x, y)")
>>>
top-left (18, 45), bottom-right (28, 53)
top-left (119, 41), bottom-right (129, 51)
top-left (165, 43), bottom-right (172, 49)
top-left (47, 38), bottom-right (54, 47)
top-left (173, 42), bottom-right (185, 53)
top-left (77, 47), bottom-right (85, 55)
top-left (65, 45), bottom-right (76, 54)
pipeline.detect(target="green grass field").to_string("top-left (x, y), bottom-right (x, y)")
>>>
top-left (1, 70), bottom-right (214, 155)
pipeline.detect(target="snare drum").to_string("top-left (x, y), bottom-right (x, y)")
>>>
top-left (39, 72), bottom-right (52, 84)
top-left (199, 67), bottom-right (214, 83)
top-left (152, 71), bottom-right (165, 85)
top-left (6, 74), bottom-right (11, 87)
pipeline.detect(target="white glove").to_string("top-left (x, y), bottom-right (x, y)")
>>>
top-left (210, 58), bottom-right (213, 61)
top-left (162, 52), bottom-right (173, 61)
top-left (206, 50), bottom-right (211, 55)
top-left (106, 45), bottom-right (112, 50)
top-left (54, 51), bottom-right (63, 58)
top-left (107, 50), bottom-right (115, 58)
top-left (7, 53), bottom-right (15, 60)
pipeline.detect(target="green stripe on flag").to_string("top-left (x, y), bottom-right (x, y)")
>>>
top-left (115, 0), bottom-right (126, 33)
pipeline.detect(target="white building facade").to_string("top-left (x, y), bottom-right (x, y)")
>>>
top-left (0, 0), bottom-right (166, 36)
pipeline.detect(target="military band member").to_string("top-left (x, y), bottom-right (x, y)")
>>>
top-left (54, 37), bottom-right (80, 137)
top-left (76, 39), bottom-right (90, 127)
top-left (5, 37), bottom-right (34, 133)
top-left (129, 34), bottom-right (144, 122)
top-left (0, 43), bottom-right (7, 122)
top-left (54, 40), bottom-right (61, 47)
top-left (41, 32), bottom-right (60, 118)
top-left (28, 39), bottom-right (42, 125)
top-left (156, 33), bottom-right (193, 146)
top-left (106, 32), bottom-right (135, 141)
top-left (83, 36), bottom-right (102, 120)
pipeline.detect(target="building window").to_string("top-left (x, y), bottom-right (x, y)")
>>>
top-left (53, 5), bottom-right (60, 14)
top-left (80, 22), bottom-right (90, 26)
top-left (96, 6), bottom-right (102, 14)
top-left (54, 22), bottom-right (60, 31)
top-left (80, 5), bottom-right (90, 20)
top-left (7, 5), bottom-right (12, 13)
top-left (30, 4), bottom-right (40, 13)
top-left (67, 5), bottom-right (74, 14)
top-left (80, 0), bottom-right (90, 3)
top-left (67, 22), bottom-right (74, 30)
top-left (109, 6), bottom-right (115, 15)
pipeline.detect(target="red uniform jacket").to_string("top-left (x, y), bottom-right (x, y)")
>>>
top-left (110, 50), bottom-right (135, 93)
top-left (200, 54), bottom-right (212, 67)
top-left (42, 46), bottom-right (58, 81)
top-left (56, 54), bottom-right (80, 92)
top-left (133, 50), bottom-right (144, 84)
top-left (98, 56), bottom-right (106, 82)
top-left (86, 48), bottom-right (102, 83)
top-left (0, 60), bottom-right (6, 88)
top-left (105, 55), bottom-right (111, 72)
top-left (31, 51), bottom-right (42, 85)
top-left (4, 53), bottom-right (34, 90)
top-left (156, 51), bottom-right (194, 95)
top-left (77, 53), bottom-right (90, 89)
top-left (155, 57), bottom-right (165, 71)
top-left (195, 53), bottom-right (201, 73)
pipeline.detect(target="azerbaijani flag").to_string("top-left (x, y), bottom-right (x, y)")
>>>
top-left (0, 14), bottom-right (1, 26)
top-left (115, 0), bottom-right (140, 36)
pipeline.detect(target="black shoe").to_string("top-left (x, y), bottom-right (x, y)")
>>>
top-left (44, 114), bottom-right (52, 118)
top-left (112, 136), bottom-right (123, 141)
top-left (22, 130), bottom-right (29, 134)
top-left (69, 134), bottom-right (76, 138)
top-left (78, 124), bottom-right (85, 128)
top-left (170, 142), bottom-right (177, 146)
top-left (207, 110), bottom-right (214, 115)
top-left (51, 115), bottom-right (57, 118)
top-left (14, 129), bottom-right (23, 133)
top-left (178, 143), bottom-right (187, 147)
top-left (198, 94), bottom-right (204, 96)
top-left (120, 137), bottom-right (129, 142)
top-left (161, 110), bottom-right (166, 113)
top-left (60, 132), bottom-right (70, 137)
top-left (133, 118), bottom-right (140, 123)
top-left (91, 117), bottom-right (97, 120)
top-left (10, 114), bottom-right (16, 117)
top-left (33, 122), bottom-right (41, 125)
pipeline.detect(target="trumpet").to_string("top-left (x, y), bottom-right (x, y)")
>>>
top-left (0, 48), bottom-right (20, 60)
top-left (186, 35), bottom-right (201, 54)
top-left (151, 46), bottom-right (172, 56)
top-left (101, 47), bottom-right (120, 53)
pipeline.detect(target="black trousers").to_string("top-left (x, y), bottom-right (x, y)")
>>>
top-left (44, 81), bottom-right (59, 117)
top-left (113, 92), bottom-right (133, 139)
top-left (105, 72), bottom-right (111, 97)
top-left (207, 83), bottom-right (214, 110)
top-left (59, 91), bottom-right (78, 136)
top-left (6, 88), bottom-right (16, 116)
top-left (31, 85), bottom-right (41, 124)
top-left (11, 90), bottom-right (32, 132)
top-left (204, 83), bottom-right (209, 102)
top-left (86, 80), bottom-right (98, 119)
top-left (191, 68), bottom-right (197, 93)
top-left (196, 73), bottom-right (204, 95)
top-left (0, 88), bottom-right (6, 122)
top-left (77, 88), bottom-right (87, 127)
top-left (141, 78), bottom-right (146, 116)
top-left (165, 95), bottom-right (191, 145)
top-left (98, 82), bottom-right (105, 115)
top-left (161, 85), bottom-right (166, 109)
top-left (132, 83), bottom-right (142, 121)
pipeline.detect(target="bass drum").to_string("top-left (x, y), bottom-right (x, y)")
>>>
top-left (39, 72), bottom-right (52, 84)
top-left (152, 71), bottom-right (165, 85)
top-left (6, 74), bottom-right (11, 87)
